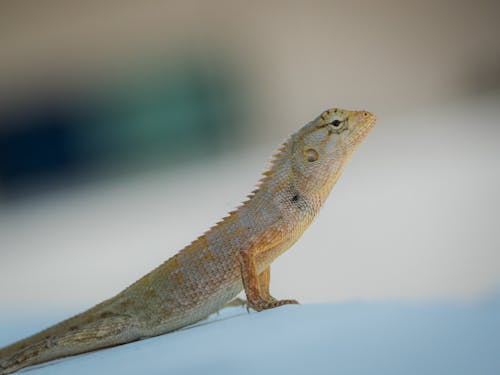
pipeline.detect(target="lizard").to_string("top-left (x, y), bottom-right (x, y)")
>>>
top-left (0, 108), bottom-right (376, 374)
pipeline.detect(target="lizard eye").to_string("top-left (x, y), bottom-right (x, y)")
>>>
top-left (304, 148), bottom-right (319, 162)
top-left (330, 119), bottom-right (342, 128)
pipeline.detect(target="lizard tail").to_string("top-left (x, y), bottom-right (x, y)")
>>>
top-left (0, 303), bottom-right (136, 374)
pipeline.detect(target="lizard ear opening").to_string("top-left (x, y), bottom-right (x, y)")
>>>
top-left (304, 148), bottom-right (319, 162)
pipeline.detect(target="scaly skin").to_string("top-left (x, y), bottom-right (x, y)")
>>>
top-left (0, 108), bottom-right (376, 374)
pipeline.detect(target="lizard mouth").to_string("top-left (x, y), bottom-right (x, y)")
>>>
top-left (350, 115), bottom-right (376, 146)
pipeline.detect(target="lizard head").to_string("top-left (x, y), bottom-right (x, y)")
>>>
top-left (290, 108), bottom-right (376, 199)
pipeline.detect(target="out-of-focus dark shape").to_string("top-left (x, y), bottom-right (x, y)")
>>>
top-left (0, 60), bottom-right (246, 200)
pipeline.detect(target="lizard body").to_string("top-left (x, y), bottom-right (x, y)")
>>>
top-left (0, 108), bottom-right (375, 374)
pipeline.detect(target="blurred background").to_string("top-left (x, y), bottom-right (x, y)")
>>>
top-left (0, 0), bottom-right (499, 315)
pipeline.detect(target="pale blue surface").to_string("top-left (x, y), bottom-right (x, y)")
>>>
top-left (1, 295), bottom-right (499, 374)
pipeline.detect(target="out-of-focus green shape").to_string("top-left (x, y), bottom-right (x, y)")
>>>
top-left (74, 59), bottom-right (247, 173)
top-left (0, 57), bottom-right (248, 201)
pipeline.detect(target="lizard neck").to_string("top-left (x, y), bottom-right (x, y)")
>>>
top-left (247, 155), bottom-right (322, 233)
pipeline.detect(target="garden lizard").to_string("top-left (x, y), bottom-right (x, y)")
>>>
top-left (0, 108), bottom-right (376, 374)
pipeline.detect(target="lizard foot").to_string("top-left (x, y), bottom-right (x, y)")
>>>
top-left (248, 298), bottom-right (299, 312)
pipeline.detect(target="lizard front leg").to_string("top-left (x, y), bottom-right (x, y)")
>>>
top-left (239, 251), bottom-right (298, 312)
top-left (218, 267), bottom-right (276, 311)
top-left (258, 266), bottom-right (276, 301)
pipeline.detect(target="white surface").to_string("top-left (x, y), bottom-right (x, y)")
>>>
top-left (1, 297), bottom-right (499, 375)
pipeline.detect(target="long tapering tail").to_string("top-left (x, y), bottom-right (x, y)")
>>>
top-left (0, 301), bottom-right (135, 374)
